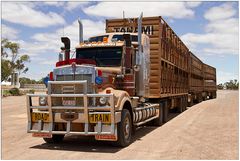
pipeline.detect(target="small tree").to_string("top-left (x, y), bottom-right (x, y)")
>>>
top-left (1, 59), bottom-right (12, 82)
top-left (224, 79), bottom-right (239, 90)
top-left (1, 38), bottom-right (30, 82)
top-left (14, 55), bottom-right (30, 75)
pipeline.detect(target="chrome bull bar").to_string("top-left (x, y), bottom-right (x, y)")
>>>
top-left (26, 80), bottom-right (117, 136)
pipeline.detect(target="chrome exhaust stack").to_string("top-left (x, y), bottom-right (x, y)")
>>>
top-left (61, 37), bottom-right (70, 61)
top-left (78, 19), bottom-right (83, 43)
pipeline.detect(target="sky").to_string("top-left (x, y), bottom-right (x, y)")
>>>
top-left (1, 1), bottom-right (239, 84)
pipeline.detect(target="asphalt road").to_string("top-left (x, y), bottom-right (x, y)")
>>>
top-left (1, 90), bottom-right (238, 159)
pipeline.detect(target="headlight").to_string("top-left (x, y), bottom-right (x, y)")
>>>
top-left (39, 97), bottom-right (47, 106)
top-left (99, 97), bottom-right (107, 105)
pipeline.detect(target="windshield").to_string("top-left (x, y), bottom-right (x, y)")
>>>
top-left (76, 47), bottom-right (122, 67)
top-left (112, 35), bottom-right (138, 42)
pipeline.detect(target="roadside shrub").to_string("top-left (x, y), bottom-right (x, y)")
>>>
top-left (29, 89), bottom-right (35, 94)
top-left (19, 89), bottom-right (35, 95)
top-left (9, 88), bottom-right (21, 96)
top-left (2, 90), bottom-right (11, 97)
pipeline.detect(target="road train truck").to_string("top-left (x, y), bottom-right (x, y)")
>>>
top-left (26, 15), bottom-right (216, 147)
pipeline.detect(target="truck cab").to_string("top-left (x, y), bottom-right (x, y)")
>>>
top-left (27, 31), bottom-right (159, 147)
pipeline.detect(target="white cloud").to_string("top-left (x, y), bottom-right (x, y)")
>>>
top-left (61, 19), bottom-right (105, 41)
top-left (203, 48), bottom-right (238, 56)
top-left (185, 2), bottom-right (202, 8)
top-left (2, 24), bottom-right (19, 40)
top-left (83, 2), bottom-right (196, 19)
top-left (205, 18), bottom-right (238, 34)
top-left (15, 39), bottom-right (61, 58)
top-left (181, 33), bottom-right (238, 55)
top-left (2, 2), bottom-right (65, 27)
top-left (15, 18), bottom-right (105, 65)
top-left (204, 3), bottom-right (237, 21)
top-left (181, 2), bottom-right (238, 56)
top-left (39, 60), bottom-right (57, 65)
top-left (32, 19), bottom-right (105, 50)
top-left (65, 2), bottom-right (90, 11)
top-left (21, 70), bottom-right (50, 80)
top-left (41, 2), bottom-right (65, 7)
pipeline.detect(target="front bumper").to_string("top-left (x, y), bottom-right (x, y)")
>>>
top-left (26, 80), bottom-right (119, 137)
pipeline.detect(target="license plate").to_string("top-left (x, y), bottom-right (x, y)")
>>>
top-left (32, 133), bottom-right (52, 138)
top-left (63, 100), bottom-right (76, 106)
top-left (31, 113), bottom-right (49, 122)
top-left (89, 114), bottom-right (111, 123)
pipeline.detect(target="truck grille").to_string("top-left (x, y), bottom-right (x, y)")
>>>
top-left (56, 74), bottom-right (93, 93)
top-left (52, 66), bottom-right (96, 107)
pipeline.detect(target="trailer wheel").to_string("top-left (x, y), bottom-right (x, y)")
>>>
top-left (198, 94), bottom-right (203, 103)
top-left (202, 94), bottom-right (207, 101)
top-left (116, 109), bottom-right (132, 147)
top-left (153, 103), bottom-right (163, 126)
top-left (43, 134), bottom-right (64, 144)
top-left (188, 96), bottom-right (193, 107)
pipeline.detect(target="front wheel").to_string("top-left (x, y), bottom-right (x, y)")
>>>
top-left (43, 134), bottom-right (65, 144)
top-left (115, 109), bottom-right (132, 147)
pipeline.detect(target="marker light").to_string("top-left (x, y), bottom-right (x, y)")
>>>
top-left (103, 37), bottom-right (108, 43)
top-left (49, 72), bottom-right (54, 81)
top-left (95, 76), bottom-right (103, 85)
top-left (97, 70), bottom-right (102, 76)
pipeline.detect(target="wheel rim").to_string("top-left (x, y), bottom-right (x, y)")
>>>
top-left (124, 116), bottom-right (130, 139)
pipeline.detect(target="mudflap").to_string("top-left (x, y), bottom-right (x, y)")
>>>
top-left (94, 125), bottom-right (118, 141)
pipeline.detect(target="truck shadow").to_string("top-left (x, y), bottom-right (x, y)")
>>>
top-left (30, 111), bottom-right (182, 153)
top-left (30, 126), bottom-right (157, 153)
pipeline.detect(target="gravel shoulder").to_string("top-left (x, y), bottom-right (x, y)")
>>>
top-left (1, 90), bottom-right (238, 160)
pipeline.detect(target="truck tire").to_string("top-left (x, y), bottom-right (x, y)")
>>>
top-left (163, 101), bottom-right (168, 123)
top-left (153, 103), bottom-right (163, 126)
top-left (188, 97), bottom-right (193, 107)
top-left (177, 98), bottom-right (183, 113)
top-left (198, 94), bottom-right (203, 103)
top-left (43, 134), bottom-right (64, 144)
top-left (116, 109), bottom-right (132, 147)
top-left (202, 94), bottom-right (207, 101)
top-left (209, 92), bottom-right (214, 99)
top-left (182, 96), bottom-right (187, 111)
